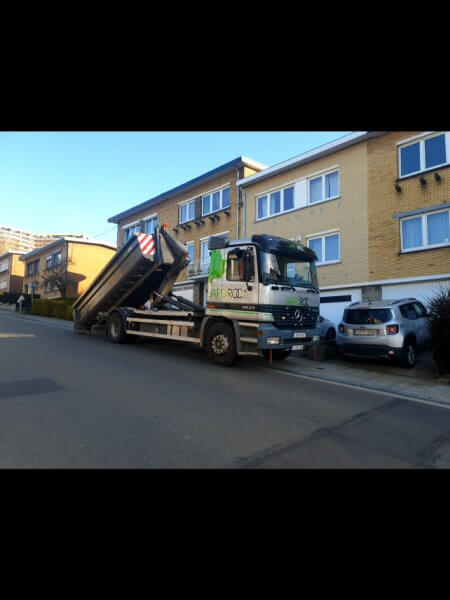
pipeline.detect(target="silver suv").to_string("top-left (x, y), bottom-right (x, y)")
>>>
top-left (336, 298), bottom-right (431, 368)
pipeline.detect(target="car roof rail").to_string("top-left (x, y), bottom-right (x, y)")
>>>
top-left (391, 297), bottom-right (416, 305)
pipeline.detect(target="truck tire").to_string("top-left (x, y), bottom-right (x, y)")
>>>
top-left (206, 322), bottom-right (237, 367)
top-left (262, 349), bottom-right (292, 361)
top-left (107, 311), bottom-right (133, 344)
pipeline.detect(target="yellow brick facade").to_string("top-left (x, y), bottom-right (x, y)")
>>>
top-left (367, 131), bottom-right (450, 281)
top-left (21, 240), bottom-right (116, 299)
top-left (242, 143), bottom-right (369, 288)
top-left (0, 252), bottom-right (25, 293)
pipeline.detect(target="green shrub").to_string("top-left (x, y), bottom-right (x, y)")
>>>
top-left (31, 298), bottom-right (76, 321)
top-left (427, 287), bottom-right (450, 375)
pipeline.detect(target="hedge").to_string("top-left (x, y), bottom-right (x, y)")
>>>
top-left (31, 298), bottom-right (75, 321)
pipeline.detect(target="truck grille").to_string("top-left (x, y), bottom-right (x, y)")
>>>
top-left (268, 305), bottom-right (319, 329)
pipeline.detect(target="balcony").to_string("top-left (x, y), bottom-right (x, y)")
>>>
top-left (187, 260), bottom-right (210, 279)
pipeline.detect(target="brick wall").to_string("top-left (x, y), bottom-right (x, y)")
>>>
top-left (367, 131), bottom-right (450, 281)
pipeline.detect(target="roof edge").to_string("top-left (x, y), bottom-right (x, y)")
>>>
top-left (108, 156), bottom-right (267, 224)
top-left (237, 132), bottom-right (385, 187)
top-left (19, 237), bottom-right (116, 261)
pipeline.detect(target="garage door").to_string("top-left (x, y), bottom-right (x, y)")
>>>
top-left (173, 283), bottom-right (194, 304)
top-left (319, 288), bottom-right (362, 327)
top-left (382, 280), bottom-right (450, 305)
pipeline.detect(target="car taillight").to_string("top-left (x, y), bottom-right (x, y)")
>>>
top-left (338, 324), bottom-right (344, 333)
top-left (386, 324), bottom-right (399, 335)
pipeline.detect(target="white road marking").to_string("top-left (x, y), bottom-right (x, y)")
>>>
top-left (0, 333), bottom-right (36, 338)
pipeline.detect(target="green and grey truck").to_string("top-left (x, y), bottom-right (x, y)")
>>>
top-left (72, 225), bottom-right (321, 366)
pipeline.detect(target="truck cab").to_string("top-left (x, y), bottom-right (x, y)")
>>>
top-left (202, 234), bottom-right (320, 363)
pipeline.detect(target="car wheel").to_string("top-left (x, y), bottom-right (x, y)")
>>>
top-left (325, 328), bottom-right (336, 341)
top-left (399, 340), bottom-right (416, 368)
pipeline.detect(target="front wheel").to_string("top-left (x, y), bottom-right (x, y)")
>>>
top-left (262, 349), bottom-right (292, 361)
top-left (206, 322), bottom-right (237, 367)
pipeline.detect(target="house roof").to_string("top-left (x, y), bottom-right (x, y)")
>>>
top-left (19, 237), bottom-right (116, 261)
top-left (0, 250), bottom-right (26, 260)
top-left (107, 156), bottom-right (267, 224)
top-left (236, 132), bottom-right (385, 187)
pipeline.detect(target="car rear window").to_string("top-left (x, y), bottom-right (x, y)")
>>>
top-left (344, 308), bottom-right (393, 324)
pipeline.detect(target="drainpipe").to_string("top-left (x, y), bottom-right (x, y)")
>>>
top-left (243, 190), bottom-right (247, 239)
top-left (236, 168), bottom-right (240, 240)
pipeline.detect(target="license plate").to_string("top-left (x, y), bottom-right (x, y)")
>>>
top-left (292, 345), bottom-right (304, 350)
top-left (355, 329), bottom-right (375, 336)
top-left (294, 332), bottom-right (306, 338)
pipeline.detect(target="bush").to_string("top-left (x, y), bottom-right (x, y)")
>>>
top-left (32, 298), bottom-right (76, 321)
top-left (427, 287), bottom-right (450, 375)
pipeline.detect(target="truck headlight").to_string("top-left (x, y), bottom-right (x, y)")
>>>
top-left (267, 337), bottom-right (280, 345)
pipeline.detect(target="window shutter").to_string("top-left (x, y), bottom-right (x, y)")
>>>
top-left (294, 179), bottom-right (307, 208)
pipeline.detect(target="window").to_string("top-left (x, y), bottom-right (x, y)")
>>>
top-left (227, 248), bottom-right (254, 282)
top-left (307, 233), bottom-right (340, 264)
top-left (145, 217), bottom-right (158, 234)
top-left (202, 186), bottom-right (230, 216)
top-left (200, 239), bottom-right (211, 272)
top-left (399, 133), bottom-right (448, 177)
top-left (46, 256), bottom-right (53, 269)
top-left (400, 303), bottom-right (419, 320)
top-left (185, 242), bottom-right (194, 263)
top-left (256, 185), bottom-right (295, 220)
top-left (124, 224), bottom-right (141, 241)
top-left (401, 209), bottom-right (449, 251)
top-left (308, 170), bottom-right (340, 205)
top-left (27, 260), bottom-right (39, 275)
top-left (179, 200), bottom-right (196, 224)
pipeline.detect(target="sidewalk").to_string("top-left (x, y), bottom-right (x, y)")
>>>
top-left (0, 306), bottom-right (73, 329)
top-left (250, 347), bottom-right (450, 407)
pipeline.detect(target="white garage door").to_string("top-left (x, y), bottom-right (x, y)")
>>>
top-left (319, 288), bottom-right (362, 327)
top-left (382, 280), bottom-right (450, 305)
top-left (173, 284), bottom-right (194, 304)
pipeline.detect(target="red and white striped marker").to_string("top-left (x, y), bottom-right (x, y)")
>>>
top-left (136, 233), bottom-right (155, 256)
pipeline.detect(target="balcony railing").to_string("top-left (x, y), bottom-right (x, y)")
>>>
top-left (187, 260), bottom-right (210, 277)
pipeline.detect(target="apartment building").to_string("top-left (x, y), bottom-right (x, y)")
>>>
top-left (0, 251), bottom-right (25, 293)
top-left (237, 131), bottom-right (450, 326)
top-left (20, 238), bottom-right (116, 299)
top-left (0, 225), bottom-right (90, 254)
top-left (108, 157), bottom-right (266, 306)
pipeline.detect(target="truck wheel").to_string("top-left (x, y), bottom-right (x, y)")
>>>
top-left (262, 349), bottom-right (292, 361)
top-left (206, 322), bottom-right (237, 367)
top-left (107, 311), bottom-right (129, 344)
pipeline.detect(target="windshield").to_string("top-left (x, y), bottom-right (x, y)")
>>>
top-left (260, 251), bottom-right (318, 289)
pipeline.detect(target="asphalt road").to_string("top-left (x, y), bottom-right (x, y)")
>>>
top-left (1, 311), bottom-right (450, 468)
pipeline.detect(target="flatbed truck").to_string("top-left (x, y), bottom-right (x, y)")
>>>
top-left (72, 224), bottom-right (321, 366)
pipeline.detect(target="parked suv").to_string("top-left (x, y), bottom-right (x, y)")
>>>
top-left (337, 298), bottom-right (431, 368)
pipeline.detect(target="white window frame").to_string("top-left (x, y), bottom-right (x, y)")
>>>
top-left (307, 169), bottom-right (340, 206)
top-left (306, 232), bottom-right (341, 265)
top-left (185, 241), bottom-right (195, 263)
top-left (46, 255), bottom-right (53, 269)
top-left (200, 231), bottom-right (229, 272)
top-left (202, 185), bottom-right (231, 216)
top-left (179, 199), bottom-right (196, 224)
top-left (123, 222), bottom-right (141, 241)
top-left (256, 184), bottom-right (296, 221)
top-left (400, 208), bottom-right (450, 252)
top-left (398, 132), bottom-right (449, 179)
top-left (144, 214), bottom-right (158, 235)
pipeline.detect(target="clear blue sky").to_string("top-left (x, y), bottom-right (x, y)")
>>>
top-left (0, 131), bottom-right (350, 246)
